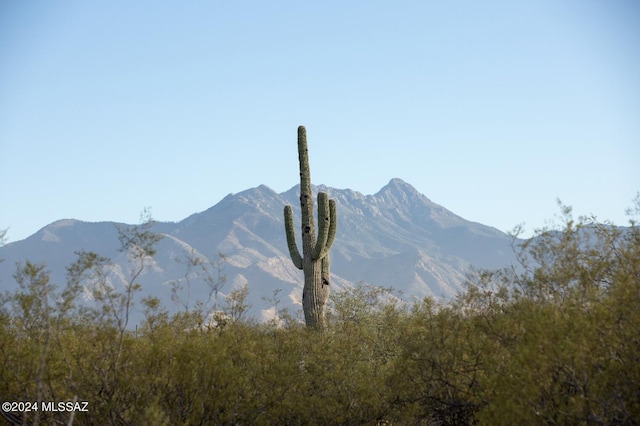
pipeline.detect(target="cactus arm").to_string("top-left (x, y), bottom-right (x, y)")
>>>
top-left (284, 205), bottom-right (303, 270)
top-left (312, 192), bottom-right (330, 260)
top-left (320, 199), bottom-right (336, 287)
top-left (326, 198), bottom-right (337, 250)
top-left (314, 197), bottom-right (337, 261)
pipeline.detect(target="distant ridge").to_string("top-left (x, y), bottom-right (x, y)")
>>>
top-left (0, 179), bottom-right (518, 323)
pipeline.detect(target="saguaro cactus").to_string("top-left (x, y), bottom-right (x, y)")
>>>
top-left (284, 126), bottom-right (337, 329)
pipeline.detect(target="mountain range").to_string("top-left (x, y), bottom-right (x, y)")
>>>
top-left (0, 178), bottom-right (520, 324)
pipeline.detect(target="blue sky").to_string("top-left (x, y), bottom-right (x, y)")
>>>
top-left (1, 1), bottom-right (639, 242)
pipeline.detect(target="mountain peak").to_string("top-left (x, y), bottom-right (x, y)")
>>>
top-left (379, 178), bottom-right (419, 194)
top-left (236, 184), bottom-right (279, 199)
top-left (388, 177), bottom-right (410, 186)
top-left (374, 178), bottom-right (430, 205)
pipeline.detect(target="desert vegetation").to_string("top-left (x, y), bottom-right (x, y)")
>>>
top-left (284, 125), bottom-right (338, 329)
top-left (1, 200), bottom-right (639, 425)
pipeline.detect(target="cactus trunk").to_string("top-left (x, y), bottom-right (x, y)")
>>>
top-left (284, 126), bottom-right (337, 329)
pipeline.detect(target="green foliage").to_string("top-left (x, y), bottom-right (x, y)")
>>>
top-left (457, 200), bottom-right (640, 425)
top-left (1, 202), bottom-right (638, 424)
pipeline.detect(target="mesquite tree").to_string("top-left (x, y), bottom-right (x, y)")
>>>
top-left (284, 126), bottom-right (337, 329)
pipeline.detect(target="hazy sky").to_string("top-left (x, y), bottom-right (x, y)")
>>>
top-left (1, 1), bottom-right (639, 242)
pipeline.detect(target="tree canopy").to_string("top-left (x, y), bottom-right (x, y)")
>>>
top-left (1, 201), bottom-right (638, 425)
